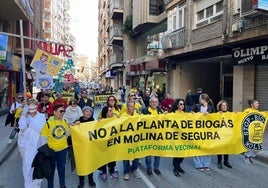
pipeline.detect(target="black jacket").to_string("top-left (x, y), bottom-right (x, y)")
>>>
top-left (32, 144), bottom-right (55, 179)
top-left (192, 103), bottom-right (215, 113)
top-left (142, 106), bottom-right (163, 115)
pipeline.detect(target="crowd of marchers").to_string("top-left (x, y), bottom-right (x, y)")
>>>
top-left (5, 87), bottom-right (261, 188)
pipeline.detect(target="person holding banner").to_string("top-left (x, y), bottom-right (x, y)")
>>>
top-left (73, 106), bottom-right (96, 187)
top-left (170, 98), bottom-right (186, 176)
top-left (243, 99), bottom-right (260, 165)
top-left (142, 97), bottom-right (163, 176)
top-left (41, 104), bottom-right (69, 188)
top-left (216, 100), bottom-right (232, 169)
top-left (98, 106), bottom-right (119, 181)
top-left (121, 101), bottom-right (141, 180)
top-left (192, 93), bottom-right (215, 171)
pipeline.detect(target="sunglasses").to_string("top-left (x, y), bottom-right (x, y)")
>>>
top-left (179, 103), bottom-right (185, 106)
top-left (130, 95), bottom-right (135, 97)
top-left (59, 110), bottom-right (65, 113)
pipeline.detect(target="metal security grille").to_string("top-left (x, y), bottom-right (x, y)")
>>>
top-left (256, 64), bottom-right (268, 111)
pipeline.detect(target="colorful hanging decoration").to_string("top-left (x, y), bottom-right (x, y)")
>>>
top-left (57, 59), bottom-right (74, 81)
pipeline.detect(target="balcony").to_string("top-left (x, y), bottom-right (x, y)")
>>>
top-left (110, 54), bottom-right (124, 69)
top-left (162, 27), bottom-right (186, 50)
top-left (110, 0), bottom-right (123, 19)
top-left (0, 0), bottom-right (33, 20)
top-left (110, 28), bottom-right (123, 46)
top-left (132, 0), bottom-right (167, 35)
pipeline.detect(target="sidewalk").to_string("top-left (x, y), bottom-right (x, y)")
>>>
top-left (0, 114), bottom-right (18, 166)
top-left (0, 113), bottom-right (268, 166)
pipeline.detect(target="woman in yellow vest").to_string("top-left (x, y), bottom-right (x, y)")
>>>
top-left (170, 98), bottom-right (186, 177)
top-left (41, 104), bottom-right (69, 188)
top-left (98, 95), bottom-right (121, 119)
top-left (121, 101), bottom-right (141, 180)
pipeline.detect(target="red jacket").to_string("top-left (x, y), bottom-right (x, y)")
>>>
top-left (37, 102), bottom-right (54, 119)
top-left (161, 98), bottom-right (175, 112)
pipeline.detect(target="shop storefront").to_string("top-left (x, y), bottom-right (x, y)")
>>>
top-left (0, 72), bottom-right (9, 110)
top-left (0, 52), bottom-right (21, 114)
top-left (232, 41), bottom-right (268, 111)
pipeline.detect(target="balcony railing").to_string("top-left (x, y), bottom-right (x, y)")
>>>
top-left (162, 27), bottom-right (186, 50)
top-left (110, 54), bottom-right (123, 64)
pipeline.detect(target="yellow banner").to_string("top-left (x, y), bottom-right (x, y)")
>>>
top-left (70, 112), bottom-right (267, 175)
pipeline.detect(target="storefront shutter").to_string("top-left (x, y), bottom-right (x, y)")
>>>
top-left (256, 65), bottom-right (268, 110)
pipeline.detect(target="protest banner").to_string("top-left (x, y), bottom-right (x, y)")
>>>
top-left (70, 111), bottom-right (267, 175)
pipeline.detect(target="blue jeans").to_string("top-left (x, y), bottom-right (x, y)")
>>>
top-left (193, 156), bottom-right (211, 168)
top-left (123, 159), bottom-right (139, 174)
top-left (47, 148), bottom-right (67, 188)
top-left (145, 156), bottom-right (160, 169)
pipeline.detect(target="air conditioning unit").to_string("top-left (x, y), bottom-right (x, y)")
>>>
top-left (161, 36), bottom-right (172, 50)
top-left (232, 23), bottom-right (239, 32)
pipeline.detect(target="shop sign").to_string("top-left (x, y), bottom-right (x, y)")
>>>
top-left (5, 53), bottom-right (20, 71)
top-left (106, 70), bottom-right (115, 78)
top-left (37, 41), bottom-right (73, 57)
top-left (232, 45), bottom-right (268, 65)
top-left (0, 34), bottom-right (8, 61)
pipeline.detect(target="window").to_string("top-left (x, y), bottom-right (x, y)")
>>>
top-left (197, 10), bottom-right (204, 21)
top-left (167, 4), bottom-right (186, 32)
top-left (195, 0), bottom-right (224, 28)
top-left (216, 1), bottom-right (223, 13)
top-left (206, 6), bottom-right (213, 18)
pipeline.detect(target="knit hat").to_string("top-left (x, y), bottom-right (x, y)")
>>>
top-left (82, 106), bottom-right (93, 113)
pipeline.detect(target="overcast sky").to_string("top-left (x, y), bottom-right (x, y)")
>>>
top-left (70, 0), bottom-right (98, 61)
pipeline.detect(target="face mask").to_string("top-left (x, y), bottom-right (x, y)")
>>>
top-left (28, 105), bottom-right (37, 113)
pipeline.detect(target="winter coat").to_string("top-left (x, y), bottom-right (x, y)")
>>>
top-left (32, 144), bottom-right (55, 179)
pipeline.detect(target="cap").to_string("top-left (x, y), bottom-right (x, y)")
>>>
top-left (82, 106), bottom-right (93, 113)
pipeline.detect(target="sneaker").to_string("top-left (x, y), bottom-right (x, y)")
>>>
top-left (197, 167), bottom-right (204, 171)
top-left (204, 167), bottom-right (210, 171)
top-left (174, 169), bottom-right (180, 177)
top-left (249, 157), bottom-right (253, 164)
top-left (147, 168), bottom-right (153, 176)
top-left (110, 171), bottom-right (118, 180)
top-left (100, 173), bottom-right (107, 181)
top-left (224, 162), bottom-right (232, 168)
top-left (177, 166), bottom-right (185, 174)
top-left (217, 163), bottom-right (223, 169)
top-left (89, 180), bottom-right (96, 187)
top-left (7, 139), bottom-right (12, 144)
top-left (153, 169), bottom-right (162, 175)
top-left (124, 173), bottom-right (129, 180)
top-left (77, 184), bottom-right (83, 188)
top-left (132, 170), bottom-right (141, 179)
top-left (243, 157), bottom-right (251, 165)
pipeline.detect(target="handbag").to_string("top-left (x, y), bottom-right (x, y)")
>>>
top-left (5, 102), bottom-right (16, 126)
top-left (5, 112), bottom-right (15, 126)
